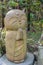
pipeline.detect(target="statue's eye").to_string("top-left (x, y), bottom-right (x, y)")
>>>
top-left (19, 21), bottom-right (21, 22)
top-left (12, 21), bottom-right (16, 24)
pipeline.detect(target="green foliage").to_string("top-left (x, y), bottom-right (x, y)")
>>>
top-left (0, 1), bottom-right (7, 9)
top-left (32, 1), bottom-right (41, 5)
top-left (0, 28), bottom-right (6, 56)
top-left (27, 30), bottom-right (41, 43)
top-left (1, 28), bottom-right (6, 44)
top-left (31, 1), bottom-right (41, 11)
top-left (40, 19), bottom-right (43, 23)
top-left (30, 13), bottom-right (35, 21)
top-left (40, 0), bottom-right (43, 3)
top-left (8, 0), bottom-right (18, 7)
top-left (19, 0), bottom-right (30, 8)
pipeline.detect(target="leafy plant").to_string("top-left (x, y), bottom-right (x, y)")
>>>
top-left (8, 0), bottom-right (19, 8)
top-left (40, 0), bottom-right (43, 3)
top-left (0, 28), bottom-right (6, 56)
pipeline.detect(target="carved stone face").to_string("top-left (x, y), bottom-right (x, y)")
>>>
top-left (4, 10), bottom-right (27, 30)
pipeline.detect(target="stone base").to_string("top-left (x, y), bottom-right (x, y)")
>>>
top-left (0, 53), bottom-right (34, 65)
top-left (38, 46), bottom-right (43, 65)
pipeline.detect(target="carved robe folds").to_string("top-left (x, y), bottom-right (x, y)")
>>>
top-left (4, 9), bottom-right (27, 63)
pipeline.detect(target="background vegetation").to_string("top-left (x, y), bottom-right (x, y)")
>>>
top-left (0, 0), bottom-right (43, 55)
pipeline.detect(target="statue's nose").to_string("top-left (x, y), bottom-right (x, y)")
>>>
top-left (16, 29), bottom-right (23, 41)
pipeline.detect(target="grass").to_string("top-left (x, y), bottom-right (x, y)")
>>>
top-left (27, 24), bottom-right (42, 52)
top-left (27, 23), bottom-right (42, 44)
top-left (27, 31), bottom-right (41, 43)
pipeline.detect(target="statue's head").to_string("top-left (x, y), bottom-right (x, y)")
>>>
top-left (4, 9), bottom-right (27, 30)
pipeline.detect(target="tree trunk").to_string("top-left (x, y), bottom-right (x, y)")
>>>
top-left (2, 7), bottom-right (5, 28)
top-left (27, 8), bottom-right (30, 31)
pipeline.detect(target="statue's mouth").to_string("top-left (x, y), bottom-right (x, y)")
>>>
top-left (16, 39), bottom-right (23, 41)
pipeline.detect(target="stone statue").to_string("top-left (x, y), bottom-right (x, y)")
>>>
top-left (4, 9), bottom-right (27, 63)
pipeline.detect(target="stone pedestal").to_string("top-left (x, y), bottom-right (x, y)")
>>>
top-left (38, 46), bottom-right (43, 65)
top-left (0, 53), bottom-right (34, 65)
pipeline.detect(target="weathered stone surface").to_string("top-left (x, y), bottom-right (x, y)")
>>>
top-left (5, 9), bottom-right (27, 63)
top-left (38, 46), bottom-right (43, 65)
top-left (4, 9), bottom-right (27, 30)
